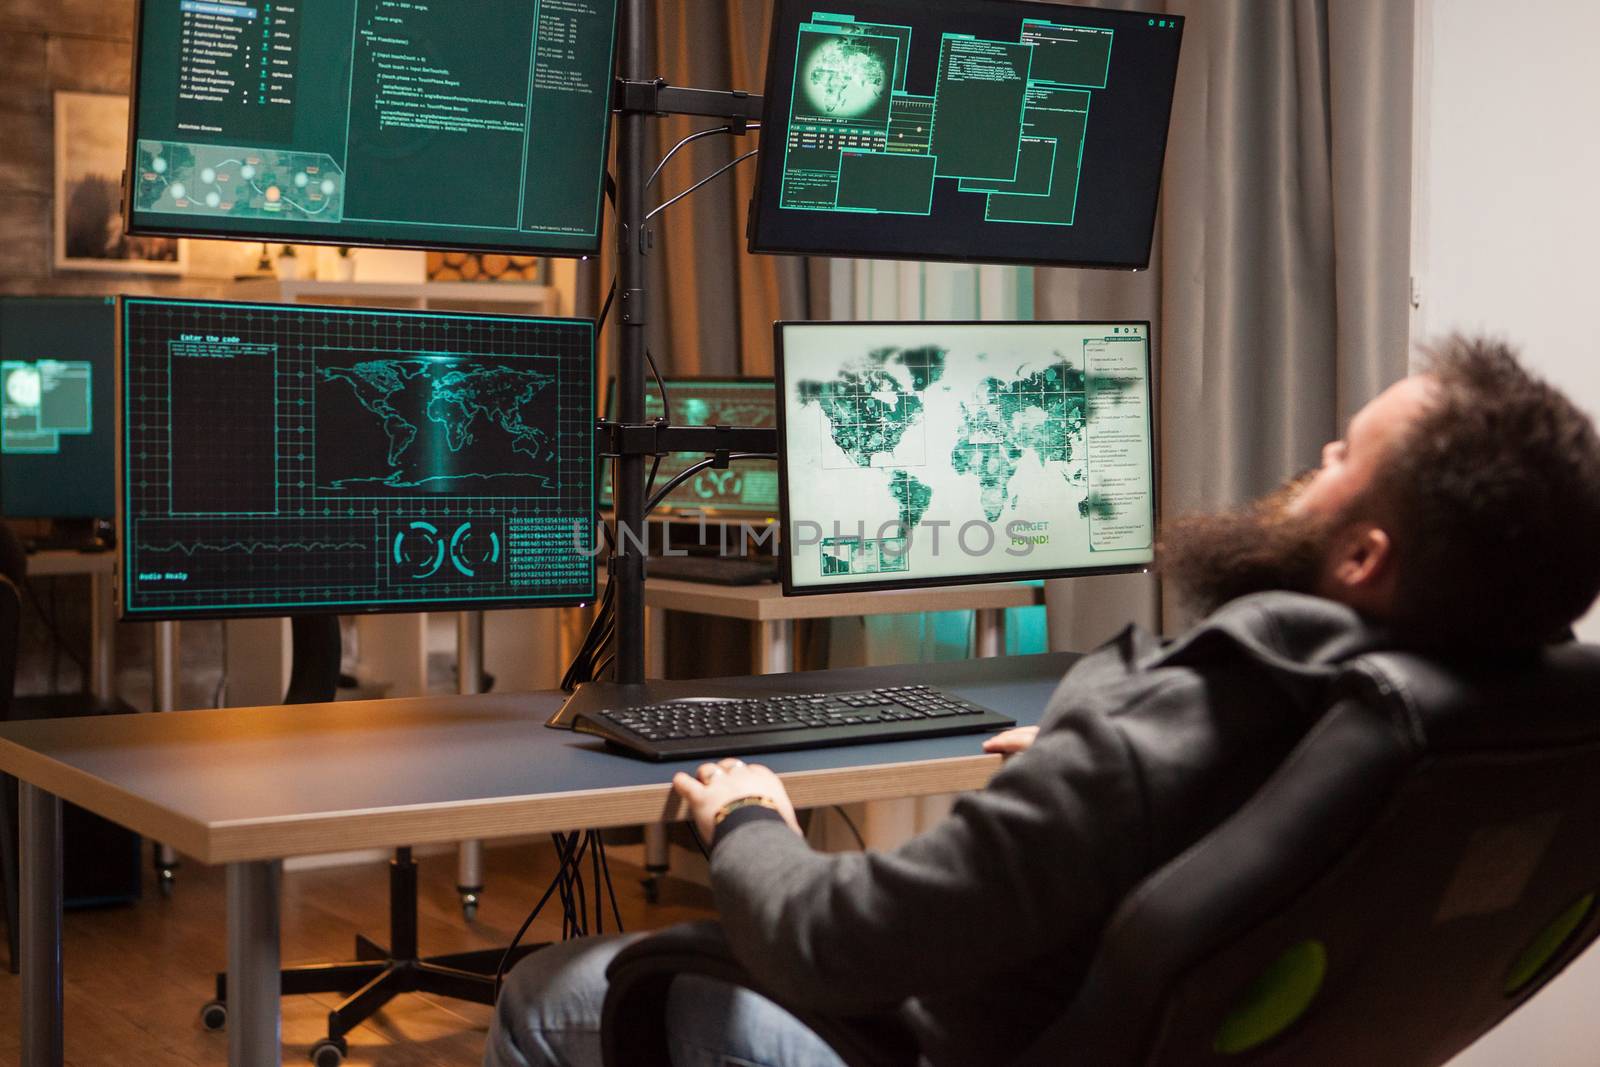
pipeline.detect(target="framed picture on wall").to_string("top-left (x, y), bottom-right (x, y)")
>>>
top-left (54, 91), bottom-right (187, 274)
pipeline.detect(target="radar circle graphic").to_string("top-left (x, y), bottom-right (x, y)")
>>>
top-left (393, 521), bottom-right (446, 580)
top-left (449, 522), bottom-right (501, 578)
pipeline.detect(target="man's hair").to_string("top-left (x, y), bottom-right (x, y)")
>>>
top-left (1376, 336), bottom-right (1600, 648)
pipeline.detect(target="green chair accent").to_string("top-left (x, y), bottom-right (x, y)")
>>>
top-left (1213, 940), bottom-right (1328, 1054)
top-left (1504, 893), bottom-right (1596, 997)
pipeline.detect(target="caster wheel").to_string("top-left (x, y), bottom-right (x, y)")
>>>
top-left (461, 892), bottom-right (479, 923)
top-left (310, 1037), bottom-right (347, 1067)
top-left (641, 876), bottom-right (660, 905)
top-left (199, 999), bottom-right (227, 1031)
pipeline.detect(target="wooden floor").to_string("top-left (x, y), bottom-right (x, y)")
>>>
top-left (0, 843), bottom-right (717, 1066)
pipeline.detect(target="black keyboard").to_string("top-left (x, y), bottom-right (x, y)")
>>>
top-left (573, 684), bottom-right (1016, 761)
top-left (646, 553), bottom-right (779, 585)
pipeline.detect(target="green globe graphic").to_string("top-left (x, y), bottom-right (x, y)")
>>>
top-left (804, 38), bottom-right (888, 117)
top-left (5, 365), bottom-right (41, 409)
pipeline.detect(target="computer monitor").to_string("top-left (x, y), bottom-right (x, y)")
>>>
top-left (750, 0), bottom-right (1184, 268)
top-left (775, 320), bottom-right (1154, 593)
top-left (123, 0), bottom-right (618, 257)
top-left (1, 297), bottom-right (118, 521)
top-left (600, 377), bottom-right (781, 517)
top-left (120, 297), bottom-right (596, 619)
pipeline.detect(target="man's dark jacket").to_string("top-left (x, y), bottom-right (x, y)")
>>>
top-left (707, 592), bottom-right (1394, 1066)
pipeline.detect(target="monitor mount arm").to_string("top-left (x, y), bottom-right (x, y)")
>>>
top-left (613, 79), bottom-right (764, 125)
top-left (595, 419), bottom-right (779, 464)
top-left (607, 4), bottom-right (770, 687)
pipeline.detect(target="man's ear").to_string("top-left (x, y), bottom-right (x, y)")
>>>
top-left (1331, 524), bottom-right (1393, 592)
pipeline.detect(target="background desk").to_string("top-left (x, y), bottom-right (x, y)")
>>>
top-left (22, 550), bottom-right (116, 703)
top-left (0, 651), bottom-right (1075, 1066)
top-left (641, 578), bottom-right (1046, 674)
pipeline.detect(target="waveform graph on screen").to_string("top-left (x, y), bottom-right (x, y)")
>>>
top-left (121, 298), bottom-right (596, 619)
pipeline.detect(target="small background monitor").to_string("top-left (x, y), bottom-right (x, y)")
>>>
top-left (776, 320), bottom-right (1155, 593)
top-left (121, 297), bottom-right (596, 619)
top-left (601, 377), bottom-right (781, 518)
top-left (751, 0), bottom-right (1184, 268)
top-left (124, 0), bottom-right (619, 256)
top-left (0, 297), bottom-right (117, 521)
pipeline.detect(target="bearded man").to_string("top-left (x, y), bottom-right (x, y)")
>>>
top-left (487, 337), bottom-right (1600, 1067)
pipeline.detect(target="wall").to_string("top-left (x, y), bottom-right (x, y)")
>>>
top-left (0, 0), bottom-right (244, 296)
top-left (1411, 0), bottom-right (1600, 641)
top-left (1415, 2), bottom-right (1600, 1064)
top-left (0, 1), bottom-right (440, 295)
top-left (1, 0), bottom-right (130, 291)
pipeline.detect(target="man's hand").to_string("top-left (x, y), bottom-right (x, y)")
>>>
top-left (982, 725), bottom-right (1039, 756)
top-left (672, 758), bottom-right (803, 845)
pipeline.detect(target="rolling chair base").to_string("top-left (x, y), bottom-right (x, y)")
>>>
top-left (205, 848), bottom-right (544, 1064)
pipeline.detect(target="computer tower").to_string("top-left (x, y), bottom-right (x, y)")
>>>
top-left (7, 694), bottom-right (142, 908)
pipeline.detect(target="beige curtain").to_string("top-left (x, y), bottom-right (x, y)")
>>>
top-left (1039, 0), bottom-right (1416, 648)
top-left (585, 2), bottom-right (826, 391)
top-left (628, 2), bottom-right (824, 376)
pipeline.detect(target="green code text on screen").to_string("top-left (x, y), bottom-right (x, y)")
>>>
top-left (126, 0), bottom-right (618, 255)
top-left (753, 0), bottom-right (1184, 269)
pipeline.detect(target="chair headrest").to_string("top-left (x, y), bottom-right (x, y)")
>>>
top-left (1347, 642), bottom-right (1600, 751)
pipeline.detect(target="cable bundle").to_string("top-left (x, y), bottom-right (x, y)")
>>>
top-left (495, 829), bottom-right (625, 995)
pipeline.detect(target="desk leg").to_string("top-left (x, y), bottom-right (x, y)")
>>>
top-left (974, 608), bottom-right (1006, 659)
top-left (641, 822), bottom-right (670, 905)
top-left (20, 784), bottom-right (63, 1067)
top-left (89, 571), bottom-right (115, 703)
top-left (227, 860), bottom-right (282, 1067)
top-left (456, 840), bottom-right (484, 922)
top-left (645, 606), bottom-right (666, 679)
top-left (753, 619), bottom-right (795, 675)
top-left (455, 613), bottom-right (485, 921)
top-left (639, 609), bottom-right (670, 899)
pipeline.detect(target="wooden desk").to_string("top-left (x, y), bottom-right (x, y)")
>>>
top-left (0, 652), bottom-right (1075, 1066)
top-left (23, 550), bottom-right (116, 701)
top-left (642, 578), bottom-right (1047, 673)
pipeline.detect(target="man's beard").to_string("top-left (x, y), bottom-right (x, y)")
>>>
top-left (1158, 473), bottom-right (1336, 616)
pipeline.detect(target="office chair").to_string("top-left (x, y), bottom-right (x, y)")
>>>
top-left (203, 615), bottom-right (541, 1067)
top-left (601, 642), bottom-right (1600, 1067)
top-left (1, 574), bottom-right (23, 974)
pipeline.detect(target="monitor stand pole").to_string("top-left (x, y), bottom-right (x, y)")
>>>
top-left (203, 616), bottom-right (538, 1067)
top-left (284, 615), bottom-right (341, 705)
top-left (152, 622), bottom-right (181, 895)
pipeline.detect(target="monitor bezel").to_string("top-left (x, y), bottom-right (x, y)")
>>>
top-left (773, 318), bottom-right (1158, 597)
top-left (116, 295), bottom-right (600, 622)
top-left (0, 295), bottom-right (120, 523)
top-left (120, 0), bottom-right (620, 260)
top-left (598, 373), bottom-right (782, 518)
top-left (747, 0), bottom-right (1185, 271)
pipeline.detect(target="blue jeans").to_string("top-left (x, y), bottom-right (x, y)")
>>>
top-left (485, 934), bottom-right (848, 1067)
